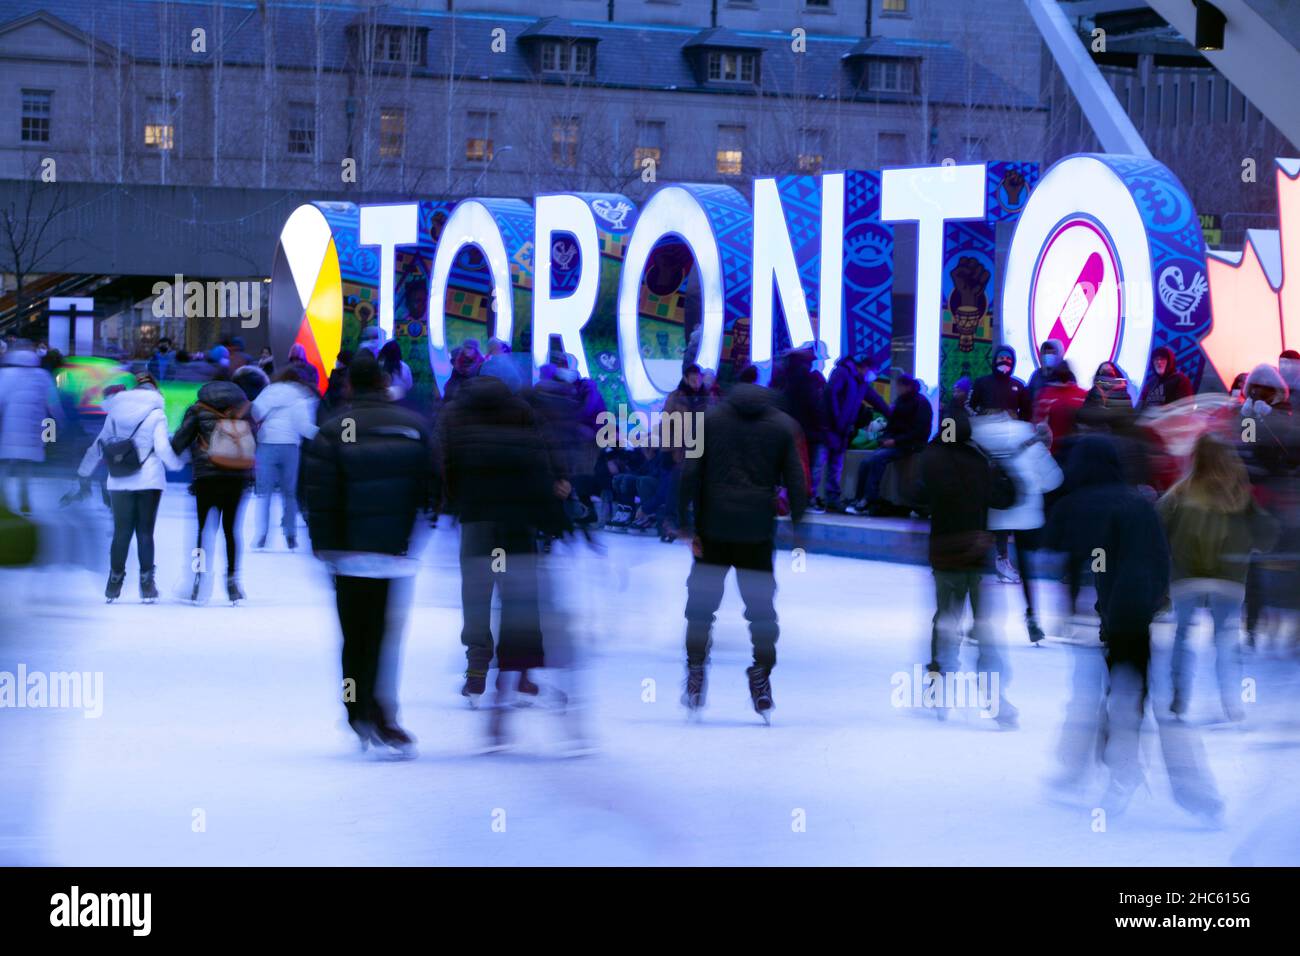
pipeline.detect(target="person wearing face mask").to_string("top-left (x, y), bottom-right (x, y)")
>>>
top-left (147, 338), bottom-right (175, 382)
top-left (1026, 339), bottom-right (1064, 405)
top-left (971, 345), bottom-right (1032, 421)
top-left (1137, 346), bottom-right (1193, 410)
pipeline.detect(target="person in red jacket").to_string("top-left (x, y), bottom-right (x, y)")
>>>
top-left (1032, 361), bottom-right (1087, 458)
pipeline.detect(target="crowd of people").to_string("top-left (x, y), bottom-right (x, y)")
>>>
top-left (3, 323), bottom-right (1297, 802)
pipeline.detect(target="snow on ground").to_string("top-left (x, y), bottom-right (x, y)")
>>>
top-left (2, 484), bottom-right (1299, 866)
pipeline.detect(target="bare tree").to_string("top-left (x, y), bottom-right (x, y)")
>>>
top-left (0, 173), bottom-right (73, 333)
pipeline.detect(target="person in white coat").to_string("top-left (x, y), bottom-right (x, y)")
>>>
top-left (0, 341), bottom-right (62, 513)
top-left (251, 366), bottom-right (319, 549)
top-left (972, 409), bottom-right (1064, 643)
top-left (75, 373), bottom-right (183, 602)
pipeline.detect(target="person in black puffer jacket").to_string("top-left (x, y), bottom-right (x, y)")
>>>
top-left (439, 373), bottom-right (561, 727)
top-left (172, 378), bottom-right (255, 603)
top-left (300, 352), bottom-right (435, 757)
top-left (971, 344), bottom-right (1032, 421)
top-left (677, 381), bottom-right (807, 721)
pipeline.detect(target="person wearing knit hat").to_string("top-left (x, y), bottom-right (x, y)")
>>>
top-left (1026, 338), bottom-right (1064, 405)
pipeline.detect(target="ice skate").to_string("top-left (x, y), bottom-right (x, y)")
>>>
top-left (681, 664), bottom-right (707, 716)
top-left (139, 567), bottom-right (159, 604)
top-left (104, 570), bottom-right (125, 603)
top-left (371, 723), bottom-right (418, 761)
top-left (462, 668), bottom-right (487, 709)
top-left (746, 664), bottom-right (774, 724)
top-left (226, 572), bottom-right (244, 605)
top-left (1026, 610), bottom-right (1044, 644)
top-left (992, 698), bottom-right (1019, 730)
top-left (189, 572), bottom-right (205, 605)
top-left (994, 556), bottom-right (1020, 584)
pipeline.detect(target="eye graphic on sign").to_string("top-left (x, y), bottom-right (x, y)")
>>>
top-left (270, 204), bottom-right (344, 393)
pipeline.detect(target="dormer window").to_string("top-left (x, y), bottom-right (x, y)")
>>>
top-left (541, 40), bottom-right (594, 76)
top-left (866, 58), bottom-right (916, 93)
top-left (707, 51), bottom-right (757, 84)
top-left (372, 26), bottom-right (427, 66)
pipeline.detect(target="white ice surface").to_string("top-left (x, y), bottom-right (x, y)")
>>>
top-left (2, 486), bottom-right (1299, 866)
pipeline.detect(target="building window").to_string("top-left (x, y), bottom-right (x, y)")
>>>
top-left (144, 97), bottom-right (174, 150)
top-left (797, 128), bottom-right (824, 173)
top-left (882, 0), bottom-right (909, 12)
top-left (716, 124), bottom-right (745, 176)
top-left (373, 26), bottom-right (426, 66)
top-left (288, 102), bottom-right (315, 156)
top-left (540, 40), bottom-right (594, 76)
top-left (20, 89), bottom-right (51, 143)
top-left (466, 110), bottom-right (496, 163)
top-left (552, 116), bottom-right (580, 168)
top-left (867, 59), bottom-right (916, 93)
top-left (380, 108), bottom-right (405, 158)
top-left (877, 131), bottom-right (908, 164)
top-left (707, 51), bottom-right (757, 84)
top-left (634, 120), bottom-right (665, 172)
top-left (805, 0), bottom-right (832, 7)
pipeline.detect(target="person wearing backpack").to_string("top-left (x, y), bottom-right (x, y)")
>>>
top-left (73, 372), bottom-right (183, 602)
top-left (971, 408), bottom-right (1064, 644)
top-left (172, 378), bottom-right (256, 604)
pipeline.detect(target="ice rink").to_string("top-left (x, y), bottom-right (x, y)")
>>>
top-left (3, 487), bottom-right (1299, 866)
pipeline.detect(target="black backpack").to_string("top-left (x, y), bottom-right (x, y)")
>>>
top-left (100, 416), bottom-right (153, 478)
top-left (972, 444), bottom-right (1017, 511)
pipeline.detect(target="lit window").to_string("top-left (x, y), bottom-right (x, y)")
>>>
top-left (552, 116), bottom-right (580, 168)
top-left (21, 90), bottom-right (50, 143)
top-left (540, 40), bottom-right (594, 76)
top-left (380, 108), bottom-right (405, 158)
top-left (716, 125), bottom-right (745, 176)
top-left (883, 0), bottom-right (909, 12)
top-left (707, 51), bottom-right (757, 83)
top-left (288, 102), bottom-right (315, 156)
top-left (798, 128), bottom-right (824, 173)
top-left (466, 110), bottom-right (496, 163)
top-left (634, 120), bottom-right (665, 172)
top-left (144, 98), bottom-right (174, 150)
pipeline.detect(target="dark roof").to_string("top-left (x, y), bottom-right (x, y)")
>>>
top-left (683, 26), bottom-right (766, 51)
top-left (0, 2), bottom-right (1038, 108)
top-left (843, 37), bottom-right (925, 60)
top-left (517, 16), bottom-right (603, 43)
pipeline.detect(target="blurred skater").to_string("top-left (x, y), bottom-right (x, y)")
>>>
top-left (972, 408), bottom-right (1063, 642)
top-left (1158, 433), bottom-right (1277, 722)
top-left (0, 341), bottom-right (62, 515)
top-left (677, 379), bottom-right (807, 722)
top-left (301, 352), bottom-right (433, 758)
top-left (919, 403), bottom-right (1019, 726)
top-left (1047, 435), bottom-right (1223, 822)
top-left (440, 369), bottom-right (564, 748)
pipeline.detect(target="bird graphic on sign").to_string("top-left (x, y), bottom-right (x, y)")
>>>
top-left (1158, 266), bottom-right (1208, 327)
